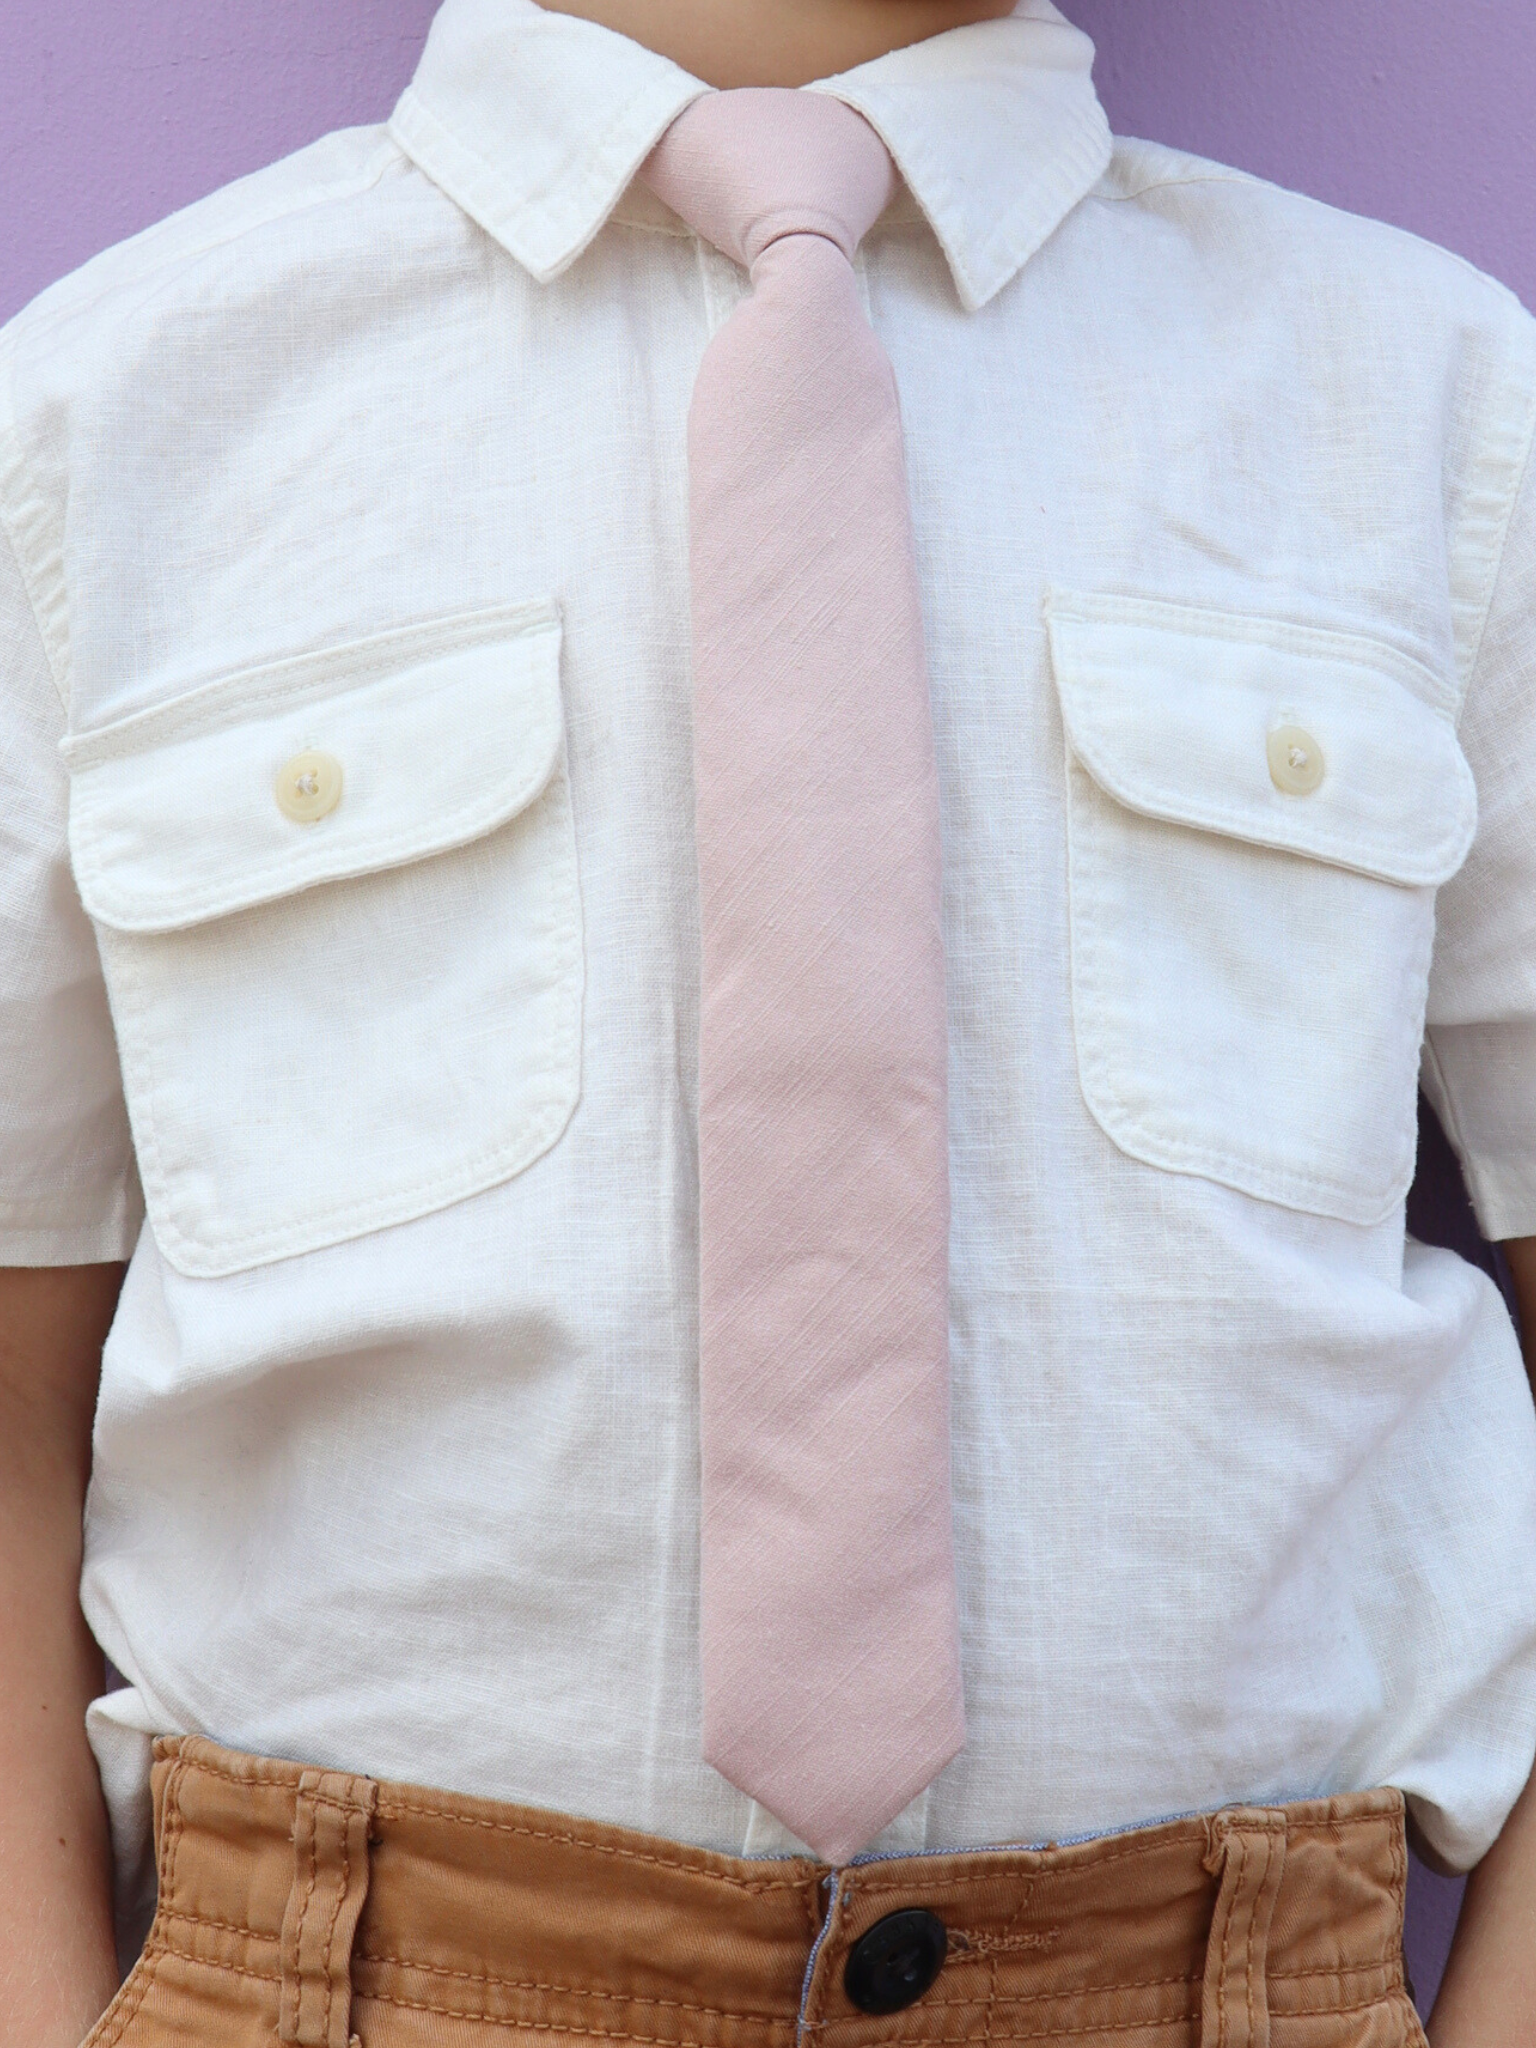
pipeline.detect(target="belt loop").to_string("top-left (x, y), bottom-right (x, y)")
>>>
top-left (279, 1768), bottom-right (379, 2048)
top-left (1200, 1808), bottom-right (1288, 2048)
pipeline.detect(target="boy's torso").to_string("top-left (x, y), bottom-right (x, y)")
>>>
top-left (3, 0), bottom-right (1536, 1934)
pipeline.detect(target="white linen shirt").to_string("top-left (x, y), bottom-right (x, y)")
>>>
top-left (3, 0), bottom-right (1536, 1944)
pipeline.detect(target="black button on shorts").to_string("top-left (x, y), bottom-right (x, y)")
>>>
top-left (843, 1908), bottom-right (948, 2014)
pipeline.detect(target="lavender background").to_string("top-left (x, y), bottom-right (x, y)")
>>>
top-left (4, 0), bottom-right (1533, 2015)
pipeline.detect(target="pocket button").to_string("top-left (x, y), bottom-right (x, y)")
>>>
top-left (276, 750), bottom-right (343, 823)
top-left (1267, 725), bottom-right (1325, 796)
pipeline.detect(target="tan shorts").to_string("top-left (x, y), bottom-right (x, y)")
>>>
top-left (86, 1737), bottom-right (1425, 2048)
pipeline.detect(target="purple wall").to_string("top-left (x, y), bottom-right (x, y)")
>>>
top-left (0, 0), bottom-right (438, 328)
top-left (5, 0), bottom-right (1533, 2017)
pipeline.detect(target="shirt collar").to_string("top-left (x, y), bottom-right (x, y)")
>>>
top-left (388, 0), bottom-right (1111, 312)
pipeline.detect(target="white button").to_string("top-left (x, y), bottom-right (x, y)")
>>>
top-left (275, 749), bottom-right (343, 823)
top-left (1267, 725), bottom-right (1325, 796)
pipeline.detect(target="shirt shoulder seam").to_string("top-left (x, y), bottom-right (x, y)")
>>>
top-left (1454, 328), bottom-right (1536, 711)
top-left (0, 365), bottom-right (69, 714)
top-left (1093, 169), bottom-right (1251, 205)
top-left (0, 134), bottom-right (407, 717)
top-left (3, 131), bottom-right (405, 345)
top-left (1097, 146), bottom-right (1534, 313)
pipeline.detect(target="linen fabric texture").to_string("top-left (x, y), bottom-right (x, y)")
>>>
top-left (0, 0), bottom-right (1534, 1951)
top-left (640, 88), bottom-right (963, 1863)
top-left (85, 1737), bottom-right (1424, 2048)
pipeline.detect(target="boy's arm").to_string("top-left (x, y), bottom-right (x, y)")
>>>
top-left (0, 1264), bottom-right (125, 2048)
top-left (1425, 1233), bottom-right (1536, 2047)
top-left (0, 478), bottom-right (151, 2041)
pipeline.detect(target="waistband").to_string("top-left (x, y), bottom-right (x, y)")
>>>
top-left (96, 1738), bottom-right (1419, 2048)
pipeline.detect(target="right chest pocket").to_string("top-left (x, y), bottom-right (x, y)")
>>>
top-left (63, 602), bottom-right (583, 1277)
top-left (1047, 591), bottom-right (1476, 1226)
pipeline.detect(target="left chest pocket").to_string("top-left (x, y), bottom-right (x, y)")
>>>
top-left (1046, 590), bottom-right (1476, 1225)
top-left (63, 601), bottom-right (583, 1277)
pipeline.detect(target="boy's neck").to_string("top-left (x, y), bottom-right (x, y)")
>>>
top-left (536, 0), bottom-right (1018, 89)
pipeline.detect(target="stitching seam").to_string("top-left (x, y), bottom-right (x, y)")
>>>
top-left (161, 1754), bottom-right (1398, 1900)
top-left (821, 1804), bottom-right (1390, 1898)
top-left (354, 1951), bottom-right (794, 2021)
top-left (1064, 756), bottom-right (1428, 1221)
top-left (79, 1944), bottom-right (165, 2047)
top-left (0, 488), bottom-right (67, 712)
top-left (1217, 1830), bottom-right (1239, 2048)
top-left (143, 1935), bottom-right (1403, 2036)
top-left (100, 742), bottom-right (582, 1271)
top-left (321, 1804), bottom-right (350, 2047)
top-left (960, 1969), bottom-right (1197, 1998)
top-left (63, 604), bottom-right (559, 761)
top-left (804, 2015), bottom-right (1196, 2041)
top-left (1045, 589), bottom-right (1451, 700)
top-left (1454, 338), bottom-right (1536, 697)
top-left (77, 741), bottom-right (559, 928)
top-left (353, 1999), bottom-right (782, 2043)
top-left (367, 1797), bottom-right (814, 1892)
top-left (140, 1939), bottom-right (271, 1984)
top-left (286, 1786), bottom-right (319, 2040)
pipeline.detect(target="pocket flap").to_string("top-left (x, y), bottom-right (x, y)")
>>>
top-left (1045, 590), bottom-right (1476, 887)
top-left (63, 602), bottom-right (564, 933)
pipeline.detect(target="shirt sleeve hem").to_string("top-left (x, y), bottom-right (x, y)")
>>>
top-left (1421, 1027), bottom-right (1536, 1242)
top-left (1459, 1177), bottom-right (1536, 1247)
top-left (0, 1189), bottom-right (144, 1266)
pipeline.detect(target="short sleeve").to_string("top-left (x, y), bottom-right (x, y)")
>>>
top-left (1424, 407), bottom-right (1536, 1241)
top-left (0, 510), bottom-right (141, 1263)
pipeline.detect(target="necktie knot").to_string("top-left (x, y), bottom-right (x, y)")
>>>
top-left (642, 88), bottom-right (897, 274)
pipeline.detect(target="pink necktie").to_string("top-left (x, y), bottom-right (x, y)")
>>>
top-left (643, 89), bottom-right (964, 1864)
